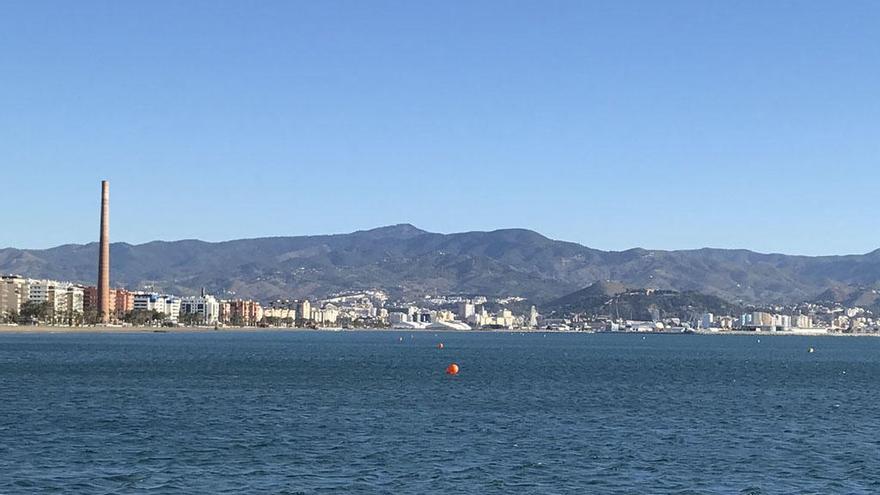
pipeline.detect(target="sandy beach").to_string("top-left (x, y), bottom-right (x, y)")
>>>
top-left (0, 325), bottom-right (290, 334)
top-left (0, 324), bottom-right (872, 337)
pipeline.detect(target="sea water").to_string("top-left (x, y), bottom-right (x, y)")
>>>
top-left (1, 331), bottom-right (878, 494)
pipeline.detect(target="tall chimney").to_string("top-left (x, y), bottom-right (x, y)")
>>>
top-left (98, 180), bottom-right (111, 324)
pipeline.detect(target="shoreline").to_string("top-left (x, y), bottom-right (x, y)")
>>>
top-left (0, 325), bottom-right (875, 337)
top-left (0, 325), bottom-right (302, 334)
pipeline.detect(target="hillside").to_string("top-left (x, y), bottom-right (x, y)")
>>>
top-left (3, 224), bottom-right (880, 304)
top-left (812, 284), bottom-right (880, 312)
top-left (543, 282), bottom-right (742, 320)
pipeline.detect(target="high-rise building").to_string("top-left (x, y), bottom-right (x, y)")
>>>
top-left (528, 306), bottom-right (539, 328)
top-left (9, 278), bottom-right (84, 325)
top-left (0, 276), bottom-right (28, 319)
top-left (311, 305), bottom-right (339, 325)
top-left (700, 313), bottom-right (714, 329)
top-left (55, 285), bottom-right (84, 325)
top-left (180, 293), bottom-right (221, 324)
top-left (84, 286), bottom-right (135, 322)
top-left (114, 289), bottom-right (134, 319)
top-left (220, 299), bottom-right (263, 326)
top-left (752, 311), bottom-right (773, 328)
top-left (458, 302), bottom-right (475, 320)
top-left (773, 314), bottom-right (792, 330)
top-left (297, 300), bottom-right (312, 323)
top-left (794, 314), bottom-right (813, 329)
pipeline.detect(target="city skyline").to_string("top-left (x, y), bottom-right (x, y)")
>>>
top-left (0, 177), bottom-right (871, 333)
top-left (2, 1), bottom-right (879, 255)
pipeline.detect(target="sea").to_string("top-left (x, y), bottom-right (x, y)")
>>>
top-left (0, 331), bottom-right (878, 494)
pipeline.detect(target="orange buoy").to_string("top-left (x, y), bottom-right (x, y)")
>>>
top-left (446, 363), bottom-right (460, 375)
top-left (437, 343), bottom-right (444, 349)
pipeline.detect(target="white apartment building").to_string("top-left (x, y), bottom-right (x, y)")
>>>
top-left (28, 279), bottom-right (84, 321)
top-left (263, 307), bottom-right (296, 321)
top-left (133, 292), bottom-right (181, 322)
top-left (180, 294), bottom-right (220, 324)
top-left (773, 314), bottom-right (792, 330)
top-left (297, 300), bottom-right (312, 322)
top-left (467, 308), bottom-right (516, 329)
top-left (528, 306), bottom-right (539, 328)
top-left (1, 277), bottom-right (83, 324)
top-left (311, 304), bottom-right (339, 325)
top-left (794, 314), bottom-right (813, 329)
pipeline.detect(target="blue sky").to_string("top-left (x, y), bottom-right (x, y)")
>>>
top-left (1, 1), bottom-right (878, 255)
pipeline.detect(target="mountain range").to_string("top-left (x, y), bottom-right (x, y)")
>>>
top-left (2, 224), bottom-right (880, 306)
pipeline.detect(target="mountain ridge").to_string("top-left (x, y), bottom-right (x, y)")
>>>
top-left (3, 225), bottom-right (880, 304)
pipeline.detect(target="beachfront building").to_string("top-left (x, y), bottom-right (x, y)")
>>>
top-left (180, 293), bottom-right (220, 325)
top-left (528, 306), bottom-right (539, 328)
top-left (30, 280), bottom-right (84, 323)
top-left (133, 292), bottom-right (182, 323)
top-left (773, 314), bottom-right (792, 331)
top-left (115, 289), bottom-right (135, 319)
top-left (311, 304), bottom-right (339, 325)
top-left (0, 275), bottom-right (28, 320)
top-left (389, 311), bottom-right (428, 329)
top-left (751, 311), bottom-right (774, 330)
top-left (84, 286), bottom-right (135, 322)
top-left (55, 284), bottom-right (84, 325)
top-left (699, 313), bottom-right (714, 330)
top-left (7, 278), bottom-right (85, 325)
top-left (717, 316), bottom-right (735, 330)
top-left (296, 300), bottom-right (312, 324)
top-left (263, 300), bottom-right (297, 324)
top-left (738, 311), bottom-right (798, 332)
top-left (220, 299), bottom-right (263, 326)
top-left (793, 314), bottom-right (813, 329)
top-left (466, 308), bottom-right (518, 329)
top-left (263, 305), bottom-right (296, 322)
top-left (457, 302), bottom-right (475, 321)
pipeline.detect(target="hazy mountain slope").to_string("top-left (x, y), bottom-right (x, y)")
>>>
top-left (544, 281), bottom-right (743, 320)
top-left (3, 224), bottom-right (880, 303)
top-left (813, 284), bottom-right (880, 312)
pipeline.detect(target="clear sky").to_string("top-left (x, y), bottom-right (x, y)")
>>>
top-left (1, 1), bottom-right (878, 255)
